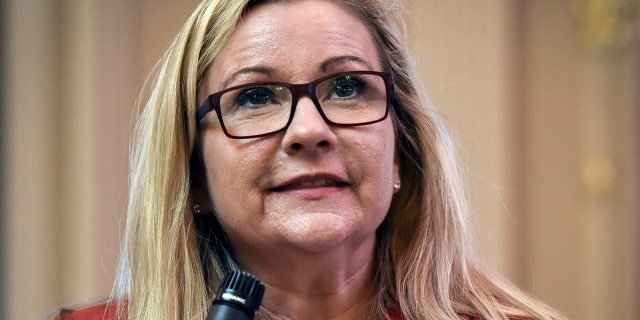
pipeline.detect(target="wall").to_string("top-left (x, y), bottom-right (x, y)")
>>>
top-left (406, 1), bottom-right (639, 319)
top-left (2, 1), bottom-right (199, 318)
top-left (2, 1), bottom-right (638, 319)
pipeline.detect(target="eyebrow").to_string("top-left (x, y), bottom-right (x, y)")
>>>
top-left (219, 55), bottom-right (374, 89)
top-left (220, 66), bottom-right (275, 89)
top-left (319, 55), bottom-right (373, 72)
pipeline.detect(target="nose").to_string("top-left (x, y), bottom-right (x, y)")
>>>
top-left (281, 96), bottom-right (337, 154)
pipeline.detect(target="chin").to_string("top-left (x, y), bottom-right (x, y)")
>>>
top-left (276, 212), bottom-right (377, 254)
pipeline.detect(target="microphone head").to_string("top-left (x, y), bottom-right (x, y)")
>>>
top-left (214, 270), bottom-right (265, 316)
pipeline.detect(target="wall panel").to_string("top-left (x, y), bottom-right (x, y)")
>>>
top-left (2, 1), bottom-right (637, 319)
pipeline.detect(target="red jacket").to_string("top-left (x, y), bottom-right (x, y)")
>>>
top-left (53, 303), bottom-right (119, 320)
top-left (53, 303), bottom-right (483, 319)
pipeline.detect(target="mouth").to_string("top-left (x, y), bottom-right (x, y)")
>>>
top-left (272, 177), bottom-right (349, 192)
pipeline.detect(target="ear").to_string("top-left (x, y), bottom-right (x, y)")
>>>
top-left (190, 151), bottom-right (213, 214)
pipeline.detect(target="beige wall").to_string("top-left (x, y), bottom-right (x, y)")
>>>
top-left (2, 1), bottom-right (200, 318)
top-left (407, 1), bottom-right (639, 319)
top-left (2, 1), bottom-right (638, 319)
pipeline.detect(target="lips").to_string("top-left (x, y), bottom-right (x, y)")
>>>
top-left (272, 176), bottom-right (349, 191)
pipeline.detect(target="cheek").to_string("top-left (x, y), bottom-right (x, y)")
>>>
top-left (199, 135), bottom-right (272, 223)
top-left (367, 124), bottom-right (397, 182)
top-left (203, 143), bottom-right (238, 196)
top-left (348, 123), bottom-right (398, 212)
top-left (372, 144), bottom-right (397, 204)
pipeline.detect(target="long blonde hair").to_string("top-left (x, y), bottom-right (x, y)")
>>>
top-left (116, 0), bottom-right (566, 319)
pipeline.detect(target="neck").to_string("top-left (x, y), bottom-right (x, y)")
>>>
top-left (235, 237), bottom-right (377, 320)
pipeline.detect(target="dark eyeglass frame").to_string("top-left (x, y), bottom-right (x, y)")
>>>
top-left (196, 70), bottom-right (394, 139)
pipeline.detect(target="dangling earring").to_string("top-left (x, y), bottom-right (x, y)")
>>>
top-left (393, 180), bottom-right (401, 192)
top-left (193, 203), bottom-right (202, 213)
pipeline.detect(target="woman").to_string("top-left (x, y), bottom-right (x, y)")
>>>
top-left (53, 0), bottom-right (566, 319)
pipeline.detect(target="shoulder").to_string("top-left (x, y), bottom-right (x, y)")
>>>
top-left (51, 301), bottom-right (122, 320)
top-left (393, 313), bottom-right (524, 320)
top-left (391, 311), bottom-right (482, 320)
top-left (460, 316), bottom-right (528, 320)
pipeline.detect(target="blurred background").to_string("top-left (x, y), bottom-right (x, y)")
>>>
top-left (1, 0), bottom-right (638, 319)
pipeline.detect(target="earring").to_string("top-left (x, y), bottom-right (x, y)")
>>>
top-left (193, 204), bottom-right (202, 213)
top-left (393, 180), bottom-right (401, 192)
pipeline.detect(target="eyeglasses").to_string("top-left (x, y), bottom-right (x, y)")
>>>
top-left (196, 70), bottom-right (394, 139)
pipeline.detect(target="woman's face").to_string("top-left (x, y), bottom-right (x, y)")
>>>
top-left (197, 0), bottom-right (399, 258)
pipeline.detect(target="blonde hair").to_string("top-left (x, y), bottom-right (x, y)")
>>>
top-left (115, 0), bottom-right (566, 319)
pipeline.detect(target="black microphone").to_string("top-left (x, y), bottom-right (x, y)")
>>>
top-left (206, 270), bottom-right (265, 320)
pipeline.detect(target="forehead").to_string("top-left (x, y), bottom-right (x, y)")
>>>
top-left (203, 0), bottom-right (381, 92)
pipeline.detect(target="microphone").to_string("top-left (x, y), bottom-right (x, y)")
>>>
top-left (206, 270), bottom-right (265, 320)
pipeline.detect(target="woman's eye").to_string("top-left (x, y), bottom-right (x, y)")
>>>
top-left (327, 75), bottom-right (366, 99)
top-left (236, 87), bottom-right (276, 108)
